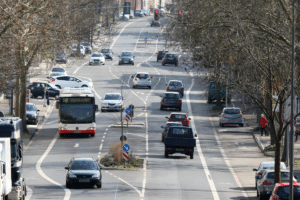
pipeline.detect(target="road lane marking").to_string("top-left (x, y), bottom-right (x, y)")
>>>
top-left (25, 186), bottom-right (32, 200)
top-left (74, 143), bottom-right (79, 147)
top-left (45, 119), bottom-right (58, 124)
top-left (186, 78), bottom-right (220, 200)
top-left (36, 133), bottom-right (71, 200)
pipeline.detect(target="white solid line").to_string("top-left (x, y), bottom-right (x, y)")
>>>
top-left (186, 79), bottom-right (220, 200)
top-left (36, 133), bottom-right (71, 200)
top-left (74, 143), bottom-right (79, 147)
top-left (25, 186), bottom-right (33, 200)
top-left (45, 119), bottom-right (58, 125)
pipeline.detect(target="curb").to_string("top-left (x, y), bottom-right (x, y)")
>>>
top-left (98, 158), bottom-right (146, 171)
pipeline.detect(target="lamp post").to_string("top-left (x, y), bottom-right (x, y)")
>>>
top-left (289, 0), bottom-right (296, 199)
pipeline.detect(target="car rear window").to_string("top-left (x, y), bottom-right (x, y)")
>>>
top-left (224, 109), bottom-right (240, 114)
top-left (267, 172), bottom-right (290, 179)
top-left (164, 93), bottom-right (179, 99)
top-left (168, 127), bottom-right (192, 138)
top-left (52, 68), bottom-right (65, 72)
top-left (166, 54), bottom-right (176, 58)
top-left (169, 81), bottom-right (182, 86)
top-left (170, 114), bottom-right (187, 120)
top-left (70, 160), bottom-right (98, 170)
top-left (277, 186), bottom-right (300, 197)
top-left (136, 74), bottom-right (149, 79)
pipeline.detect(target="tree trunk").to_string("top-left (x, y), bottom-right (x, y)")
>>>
top-left (274, 138), bottom-right (282, 183)
top-left (15, 74), bottom-right (20, 117)
top-left (20, 67), bottom-right (28, 133)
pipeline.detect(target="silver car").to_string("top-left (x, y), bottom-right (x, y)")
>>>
top-left (89, 53), bottom-right (105, 65)
top-left (132, 72), bottom-right (152, 89)
top-left (101, 93), bottom-right (124, 112)
top-left (256, 169), bottom-right (297, 199)
top-left (253, 161), bottom-right (286, 188)
top-left (219, 107), bottom-right (244, 127)
top-left (166, 80), bottom-right (184, 97)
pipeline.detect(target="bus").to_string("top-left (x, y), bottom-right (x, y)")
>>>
top-left (56, 87), bottom-right (98, 137)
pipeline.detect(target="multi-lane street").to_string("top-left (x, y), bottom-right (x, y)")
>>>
top-left (23, 17), bottom-right (249, 200)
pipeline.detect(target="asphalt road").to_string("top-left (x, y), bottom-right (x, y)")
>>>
top-left (23, 17), bottom-right (249, 200)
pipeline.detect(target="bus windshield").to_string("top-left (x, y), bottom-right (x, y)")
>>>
top-left (60, 104), bottom-right (94, 123)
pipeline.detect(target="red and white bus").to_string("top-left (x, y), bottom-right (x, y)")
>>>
top-left (56, 87), bottom-right (98, 137)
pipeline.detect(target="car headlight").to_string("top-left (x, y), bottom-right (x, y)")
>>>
top-left (92, 173), bottom-right (100, 178)
top-left (59, 127), bottom-right (67, 130)
top-left (87, 127), bottom-right (95, 130)
top-left (116, 103), bottom-right (121, 106)
top-left (130, 58), bottom-right (133, 61)
top-left (68, 173), bottom-right (76, 178)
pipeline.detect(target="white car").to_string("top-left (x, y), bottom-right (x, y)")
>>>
top-left (101, 93), bottom-right (124, 112)
top-left (72, 45), bottom-right (85, 56)
top-left (89, 53), bottom-right (105, 65)
top-left (51, 75), bottom-right (92, 89)
top-left (47, 67), bottom-right (67, 79)
top-left (132, 72), bottom-right (152, 89)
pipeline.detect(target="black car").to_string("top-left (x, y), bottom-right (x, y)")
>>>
top-left (150, 20), bottom-right (160, 27)
top-left (160, 92), bottom-right (181, 111)
top-left (162, 53), bottom-right (178, 66)
top-left (161, 122), bottom-right (183, 142)
top-left (65, 158), bottom-right (102, 188)
top-left (119, 51), bottom-right (135, 65)
top-left (26, 103), bottom-right (39, 125)
top-left (156, 50), bottom-right (168, 62)
top-left (28, 82), bottom-right (60, 99)
top-left (82, 42), bottom-right (92, 54)
top-left (55, 56), bottom-right (67, 64)
top-left (101, 49), bottom-right (113, 60)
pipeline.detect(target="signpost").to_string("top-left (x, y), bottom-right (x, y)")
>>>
top-left (26, 89), bottom-right (30, 102)
top-left (123, 144), bottom-right (130, 151)
top-left (122, 144), bottom-right (130, 168)
top-left (144, 37), bottom-right (148, 47)
top-left (125, 108), bottom-right (131, 127)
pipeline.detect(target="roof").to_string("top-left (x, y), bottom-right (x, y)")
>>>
top-left (136, 72), bottom-right (149, 74)
top-left (264, 169), bottom-right (290, 173)
top-left (73, 158), bottom-right (96, 162)
top-left (104, 93), bottom-right (121, 95)
top-left (166, 122), bottom-right (183, 124)
top-left (164, 92), bottom-right (180, 94)
top-left (59, 87), bottom-right (94, 97)
top-left (169, 80), bottom-right (182, 83)
top-left (170, 112), bottom-right (187, 115)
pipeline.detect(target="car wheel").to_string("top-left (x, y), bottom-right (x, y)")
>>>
top-left (178, 107), bottom-right (181, 111)
top-left (55, 94), bottom-right (59, 100)
top-left (160, 106), bottom-right (163, 111)
top-left (111, 58), bottom-right (113, 61)
top-left (221, 123), bottom-right (224, 127)
top-left (91, 134), bottom-right (95, 137)
top-left (101, 109), bottom-right (104, 112)
top-left (34, 119), bottom-right (38, 125)
top-left (97, 182), bottom-right (102, 188)
top-left (164, 150), bottom-right (168, 158)
top-left (175, 63), bottom-right (178, 66)
top-left (89, 63), bottom-right (92, 65)
top-left (56, 85), bottom-right (61, 89)
top-left (60, 133), bottom-right (65, 137)
top-left (157, 59), bottom-right (158, 62)
top-left (82, 85), bottom-right (88, 87)
top-left (240, 123), bottom-right (244, 127)
top-left (162, 62), bottom-right (165, 66)
top-left (256, 188), bottom-right (259, 197)
top-left (190, 152), bottom-right (194, 159)
top-left (259, 193), bottom-right (264, 200)
top-left (103, 63), bottom-right (105, 65)
top-left (132, 62), bottom-right (134, 65)
top-left (149, 86), bottom-right (151, 89)
top-left (208, 99), bottom-right (212, 104)
top-left (66, 181), bottom-right (71, 188)
top-left (162, 137), bottom-right (164, 142)
top-left (119, 63), bottom-right (121, 65)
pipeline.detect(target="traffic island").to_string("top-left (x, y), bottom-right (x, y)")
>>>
top-left (100, 141), bottom-right (144, 170)
top-left (110, 121), bottom-right (145, 128)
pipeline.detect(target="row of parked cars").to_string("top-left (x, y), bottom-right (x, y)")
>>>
top-left (119, 9), bottom-right (151, 20)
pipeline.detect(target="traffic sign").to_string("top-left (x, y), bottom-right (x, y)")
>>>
top-left (125, 108), bottom-right (131, 114)
top-left (123, 151), bottom-right (129, 162)
top-left (123, 144), bottom-right (130, 151)
top-left (145, 31), bottom-right (149, 35)
top-left (125, 114), bottom-right (130, 121)
top-left (144, 37), bottom-right (148, 41)
top-left (145, 41), bottom-right (147, 45)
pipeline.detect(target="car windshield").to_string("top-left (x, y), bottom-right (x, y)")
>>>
top-left (104, 94), bottom-right (122, 100)
top-left (224, 109), bottom-right (240, 114)
top-left (26, 104), bottom-right (36, 111)
top-left (170, 114), bottom-right (187, 120)
top-left (92, 54), bottom-right (102, 57)
top-left (277, 186), bottom-right (300, 198)
top-left (70, 160), bottom-right (98, 170)
top-left (136, 74), bottom-right (149, 79)
top-left (52, 68), bottom-right (65, 72)
top-left (121, 52), bottom-right (133, 57)
top-left (60, 104), bottom-right (94, 123)
top-left (166, 54), bottom-right (176, 58)
top-left (260, 163), bottom-right (286, 170)
top-left (101, 49), bottom-right (110, 53)
top-left (169, 81), bottom-right (182, 87)
top-left (267, 172), bottom-right (290, 179)
top-left (164, 93), bottom-right (179, 99)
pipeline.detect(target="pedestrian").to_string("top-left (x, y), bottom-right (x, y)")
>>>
top-left (43, 87), bottom-right (48, 107)
top-left (259, 114), bottom-right (268, 136)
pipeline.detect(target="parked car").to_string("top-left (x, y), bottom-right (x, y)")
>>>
top-left (157, 50), bottom-right (168, 61)
top-left (166, 112), bottom-right (191, 126)
top-left (160, 92), bottom-right (181, 111)
top-left (101, 49), bottom-right (113, 60)
top-left (119, 51), bottom-right (135, 65)
top-left (101, 93), bottom-right (124, 112)
top-left (166, 80), bottom-right (184, 97)
top-left (119, 12), bottom-right (124, 18)
top-left (132, 72), bottom-right (152, 89)
top-left (207, 81), bottom-right (226, 103)
top-left (84, 45), bottom-right (92, 54)
top-left (162, 53), bottom-right (178, 66)
top-left (150, 20), bottom-right (160, 27)
top-left (256, 169), bottom-right (297, 199)
top-left (269, 182), bottom-right (300, 200)
top-left (26, 103), bottom-right (40, 125)
top-left (71, 45), bottom-right (85, 56)
top-left (65, 158), bottom-right (102, 188)
top-left (89, 53), bottom-right (105, 65)
top-left (28, 82), bottom-right (60, 99)
top-left (161, 122), bottom-right (183, 142)
top-left (164, 126), bottom-right (197, 159)
top-left (253, 161), bottom-right (287, 188)
top-left (51, 76), bottom-right (93, 89)
top-left (129, 11), bottom-right (134, 19)
top-left (47, 67), bottom-right (67, 78)
top-left (143, 8), bottom-right (150, 16)
top-left (55, 56), bottom-right (68, 64)
top-left (135, 9), bottom-right (143, 17)
top-left (219, 107), bottom-right (244, 127)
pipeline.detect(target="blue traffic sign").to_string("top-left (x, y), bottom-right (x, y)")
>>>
top-left (125, 108), bottom-right (131, 114)
top-left (123, 144), bottom-right (130, 151)
top-left (145, 31), bottom-right (149, 35)
top-left (144, 37), bottom-right (148, 41)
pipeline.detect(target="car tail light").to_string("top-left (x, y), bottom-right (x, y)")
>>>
top-left (52, 79), bottom-right (55, 82)
top-left (257, 172), bottom-right (262, 176)
top-left (263, 181), bottom-right (272, 185)
top-left (167, 87), bottom-right (169, 90)
top-left (222, 114), bottom-right (226, 118)
top-left (135, 77), bottom-right (137, 81)
top-left (162, 99), bottom-right (164, 102)
top-left (178, 100), bottom-right (182, 103)
top-left (163, 131), bottom-right (166, 133)
top-left (158, 53), bottom-right (159, 55)
top-left (181, 87), bottom-right (184, 90)
top-left (148, 77), bottom-right (151, 80)
top-left (239, 114), bottom-right (243, 118)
